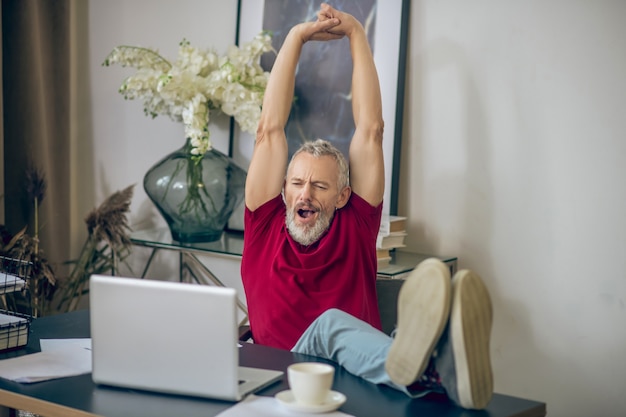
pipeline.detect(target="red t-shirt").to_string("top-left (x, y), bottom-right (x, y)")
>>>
top-left (241, 193), bottom-right (383, 350)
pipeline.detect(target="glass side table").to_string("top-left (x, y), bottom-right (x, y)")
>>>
top-left (130, 228), bottom-right (248, 325)
top-left (131, 227), bottom-right (244, 260)
top-left (130, 228), bottom-right (458, 332)
top-left (131, 229), bottom-right (457, 278)
top-left (376, 251), bottom-right (458, 335)
top-left (377, 251), bottom-right (458, 279)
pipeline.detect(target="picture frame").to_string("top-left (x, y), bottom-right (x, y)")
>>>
top-left (227, 0), bottom-right (409, 231)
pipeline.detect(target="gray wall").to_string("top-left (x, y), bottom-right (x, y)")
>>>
top-left (400, 2), bottom-right (625, 415)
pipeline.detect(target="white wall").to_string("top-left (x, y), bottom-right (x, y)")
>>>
top-left (401, 1), bottom-right (626, 416)
top-left (89, 0), bottom-right (239, 280)
top-left (90, 1), bottom-right (626, 416)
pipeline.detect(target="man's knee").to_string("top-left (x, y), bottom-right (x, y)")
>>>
top-left (318, 308), bottom-right (349, 323)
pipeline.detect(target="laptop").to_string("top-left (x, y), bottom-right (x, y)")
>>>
top-left (89, 275), bottom-right (283, 401)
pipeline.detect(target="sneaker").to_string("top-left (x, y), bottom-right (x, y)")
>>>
top-left (435, 269), bottom-right (493, 409)
top-left (385, 258), bottom-right (452, 386)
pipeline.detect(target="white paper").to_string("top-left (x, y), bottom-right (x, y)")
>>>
top-left (0, 313), bottom-right (27, 326)
top-left (40, 338), bottom-right (92, 352)
top-left (215, 395), bottom-right (353, 417)
top-left (0, 338), bottom-right (92, 383)
top-left (0, 273), bottom-right (25, 294)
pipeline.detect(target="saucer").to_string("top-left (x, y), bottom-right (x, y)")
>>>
top-left (275, 390), bottom-right (347, 413)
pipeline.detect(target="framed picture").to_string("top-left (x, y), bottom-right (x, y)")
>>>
top-left (228, 0), bottom-right (409, 231)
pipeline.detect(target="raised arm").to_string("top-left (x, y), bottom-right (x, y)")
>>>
top-left (319, 3), bottom-right (385, 206)
top-left (245, 18), bottom-right (343, 211)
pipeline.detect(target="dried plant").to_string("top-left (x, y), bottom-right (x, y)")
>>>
top-left (25, 167), bottom-right (47, 254)
top-left (25, 166), bottom-right (47, 203)
top-left (0, 227), bottom-right (56, 317)
top-left (57, 185), bottom-right (135, 312)
top-left (0, 168), bottom-right (57, 317)
top-left (85, 185), bottom-right (134, 249)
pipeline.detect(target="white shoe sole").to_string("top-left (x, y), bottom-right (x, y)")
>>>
top-left (385, 258), bottom-right (451, 386)
top-left (450, 270), bottom-right (494, 409)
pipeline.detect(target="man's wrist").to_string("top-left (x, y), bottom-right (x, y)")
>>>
top-left (289, 24), bottom-right (309, 44)
top-left (345, 21), bottom-right (365, 39)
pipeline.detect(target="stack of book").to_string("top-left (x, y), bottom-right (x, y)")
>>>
top-left (0, 313), bottom-right (29, 350)
top-left (0, 256), bottom-right (33, 351)
top-left (376, 215), bottom-right (407, 266)
top-left (0, 273), bottom-right (26, 294)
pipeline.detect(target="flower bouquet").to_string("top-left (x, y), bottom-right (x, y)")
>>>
top-left (103, 32), bottom-right (273, 157)
top-left (103, 32), bottom-right (274, 241)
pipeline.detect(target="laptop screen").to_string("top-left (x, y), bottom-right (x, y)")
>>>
top-left (89, 275), bottom-right (242, 399)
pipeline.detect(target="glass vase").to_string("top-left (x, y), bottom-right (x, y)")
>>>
top-left (143, 140), bottom-right (247, 243)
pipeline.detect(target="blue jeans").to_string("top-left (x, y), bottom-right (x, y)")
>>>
top-left (291, 308), bottom-right (423, 397)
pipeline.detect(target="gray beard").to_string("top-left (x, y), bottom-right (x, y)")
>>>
top-left (286, 208), bottom-right (333, 246)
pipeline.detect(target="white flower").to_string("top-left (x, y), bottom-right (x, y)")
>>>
top-left (103, 32), bottom-right (274, 158)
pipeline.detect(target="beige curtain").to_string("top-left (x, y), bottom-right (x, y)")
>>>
top-left (2, 0), bottom-right (91, 278)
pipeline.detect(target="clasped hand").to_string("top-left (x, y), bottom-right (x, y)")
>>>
top-left (297, 3), bottom-right (362, 43)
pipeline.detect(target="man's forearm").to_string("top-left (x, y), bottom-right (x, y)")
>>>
top-left (258, 27), bottom-right (305, 135)
top-left (349, 25), bottom-right (383, 133)
top-left (346, 19), bottom-right (385, 205)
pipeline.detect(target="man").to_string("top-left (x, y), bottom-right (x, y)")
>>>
top-left (242, 3), bottom-right (494, 410)
top-left (241, 3), bottom-right (384, 350)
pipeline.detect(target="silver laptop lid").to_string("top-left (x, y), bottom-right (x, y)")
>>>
top-left (90, 275), bottom-right (241, 400)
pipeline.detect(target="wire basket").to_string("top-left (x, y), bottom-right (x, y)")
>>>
top-left (0, 310), bottom-right (30, 351)
top-left (0, 256), bottom-right (34, 351)
top-left (0, 255), bottom-right (31, 294)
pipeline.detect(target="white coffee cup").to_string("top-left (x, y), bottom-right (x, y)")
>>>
top-left (287, 362), bottom-right (335, 405)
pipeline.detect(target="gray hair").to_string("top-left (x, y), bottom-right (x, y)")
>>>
top-left (288, 139), bottom-right (350, 190)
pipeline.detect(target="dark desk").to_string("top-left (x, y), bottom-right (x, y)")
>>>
top-left (0, 311), bottom-right (546, 417)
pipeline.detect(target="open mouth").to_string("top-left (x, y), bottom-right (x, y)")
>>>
top-left (295, 203), bottom-right (319, 223)
top-left (297, 208), bottom-right (317, 219)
